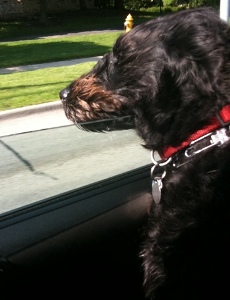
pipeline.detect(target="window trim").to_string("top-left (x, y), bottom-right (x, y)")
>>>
top-left (0, 164), bottom-right (151, 267)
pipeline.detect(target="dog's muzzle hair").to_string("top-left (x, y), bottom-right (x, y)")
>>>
top-left (60, 74), bottom-right (127, 124)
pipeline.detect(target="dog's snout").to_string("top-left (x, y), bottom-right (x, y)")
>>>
top-left (59, 88), bottom-right (70, 101)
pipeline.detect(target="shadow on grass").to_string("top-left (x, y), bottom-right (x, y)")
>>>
top-left (0, 9), bottom-right (160, 40)
top-left (0, 38), bottom-right (118, 68)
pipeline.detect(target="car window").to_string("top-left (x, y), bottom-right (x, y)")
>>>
top-left (0, 124), bottom-right (150, 215)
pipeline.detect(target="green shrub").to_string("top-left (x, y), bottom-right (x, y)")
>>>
top-left (140, 6), bottom-right (178, 13)
top-left (124, 0), bottom-right (142, 10)
top-left (140, 6), bottom-right (162, 13)
top-left (163, 6), bottom-right (173, 12)
top-left (162, 0), bottom-right (175, 6)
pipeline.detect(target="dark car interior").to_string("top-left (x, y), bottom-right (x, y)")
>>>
top-left (0, 120), bottom-right (152, 299)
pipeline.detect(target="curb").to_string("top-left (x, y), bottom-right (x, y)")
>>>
top-left (0, 100), bottom-right (62, 121)
top-left (0, 56), bottom-right (103, 120)
top-left (0, 56), bottom-right (102, 74)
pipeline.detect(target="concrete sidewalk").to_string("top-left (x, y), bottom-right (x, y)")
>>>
top-left (0, 56), bottom-right (102, 74)
top-left (0, 56), bottom-right (102, 136)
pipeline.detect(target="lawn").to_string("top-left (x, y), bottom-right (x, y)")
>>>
top-left (0, 9), bottom-right (162, 111)
top-left (0, 32), bottom-right (122, 68)
top-left (0, 9), bottom-right (160, 41)
top-left (0, 62), bottom-right (97, 111)
top-left (0, 32), bottom-right (121, 111)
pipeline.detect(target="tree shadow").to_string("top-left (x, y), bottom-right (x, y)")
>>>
top-left (0, 37), bottom-right (120, 68)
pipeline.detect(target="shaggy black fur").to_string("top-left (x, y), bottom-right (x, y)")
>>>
top-left (60, 8), bottom-right (230, 300)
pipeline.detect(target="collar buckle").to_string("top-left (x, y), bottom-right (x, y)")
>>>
top-left (185, 127), bottom-right (230, 158)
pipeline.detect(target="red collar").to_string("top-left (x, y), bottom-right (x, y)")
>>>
top-left (160, 104), bottom-right (230, 160)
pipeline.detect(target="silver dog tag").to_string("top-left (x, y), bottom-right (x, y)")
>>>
top-left (152, 179), bottom-right (162, 204)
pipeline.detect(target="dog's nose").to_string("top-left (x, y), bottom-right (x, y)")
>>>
top-left (59, 88), bottom-right (70, 101)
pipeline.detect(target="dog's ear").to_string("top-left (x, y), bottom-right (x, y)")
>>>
top-left (163, 38), bottom-right (228, 106)
top-left (155, 49), bottom-right (219, 115)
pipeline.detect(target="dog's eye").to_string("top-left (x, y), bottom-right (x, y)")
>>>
top-left (109, 56), bottom-right (117, 65)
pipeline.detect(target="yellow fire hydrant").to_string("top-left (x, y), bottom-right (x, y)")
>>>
top-left (124, 14), bottom-right (134, 32)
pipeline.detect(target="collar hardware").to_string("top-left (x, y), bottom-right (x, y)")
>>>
top-left (150, 105), bottom-right (230, 204)
top-left (171, 126), bottom-right (230, 169)
top-left (161, 104), bottom-right (230, 159)
top-left (150, 151), bottom-right (171, 204)
top-left (184, 127), bottom-right (230, 158)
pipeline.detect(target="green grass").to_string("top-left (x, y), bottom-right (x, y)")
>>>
top-left (0, 31), bottom-right (122, 111)
top-left (0, 32), bottom-right (122, 68)
top-left (0, 9), bottom-right (164, 111)
top-left (0, 62), bottom-right (97, 110)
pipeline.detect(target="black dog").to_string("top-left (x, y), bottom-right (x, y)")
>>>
top-left (60, 8), bottom-right (230, 300)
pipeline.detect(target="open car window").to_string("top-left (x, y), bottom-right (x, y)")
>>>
top-left (0, 117), bottom-right (152, 300)
top-left (0, 122), bottom-right (150, 215)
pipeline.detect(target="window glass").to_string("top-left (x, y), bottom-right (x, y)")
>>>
top-left (0, 125), bottom-right (150, 215)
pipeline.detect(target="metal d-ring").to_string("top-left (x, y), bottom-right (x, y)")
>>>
top-left (150, 164), bottom-right (166, 180)
top-left (150, 150), bottom-right (172, 167)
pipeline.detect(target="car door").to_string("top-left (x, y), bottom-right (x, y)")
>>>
top-left (0, 115), bottom-right (152, 299)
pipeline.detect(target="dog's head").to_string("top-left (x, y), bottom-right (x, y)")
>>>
top-left (60, 8), bottom-right (230, 152)
top-left (60, 53), bottom-right (129, 122)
